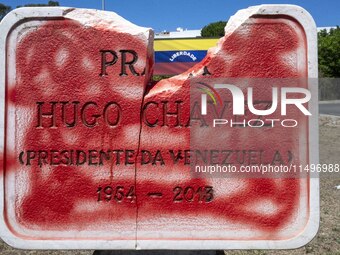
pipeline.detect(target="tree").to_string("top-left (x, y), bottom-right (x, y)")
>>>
top-left (0, 3), bottom-right (11, 21)
top-left (17, 1), bottom-right (59, 8)
top-left (201, 21), bottom-right (227, 38)
top-left (318, 26), bottom-right (340, 77)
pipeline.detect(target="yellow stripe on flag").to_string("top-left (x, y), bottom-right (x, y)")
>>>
top-left (154, 38), bottom-right (219, 51)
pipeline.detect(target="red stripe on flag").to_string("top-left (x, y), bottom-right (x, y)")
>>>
top-left (154, 62), bottom-right (196, 75)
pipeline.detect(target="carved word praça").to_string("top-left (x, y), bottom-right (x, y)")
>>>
top-left (99, 49), bottom-right (144, 76)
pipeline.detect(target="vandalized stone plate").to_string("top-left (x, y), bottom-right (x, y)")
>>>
top-left (0, 5), bottom-right (319, 250)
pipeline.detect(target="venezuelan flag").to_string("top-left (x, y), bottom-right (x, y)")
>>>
top-left (154, 38), bottom-right (219, 75)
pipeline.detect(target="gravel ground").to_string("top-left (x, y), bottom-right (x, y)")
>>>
top-left (0, 125), bottom-right (339, 255)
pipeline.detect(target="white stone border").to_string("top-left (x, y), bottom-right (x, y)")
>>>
top-left (0, 5), bottom-right (319, 250)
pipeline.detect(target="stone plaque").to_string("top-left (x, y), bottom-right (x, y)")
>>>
top-left (0, 5), bottom-right (319, 250)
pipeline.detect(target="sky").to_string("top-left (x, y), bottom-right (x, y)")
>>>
top-left (3, 0), bottom-right (340, 32)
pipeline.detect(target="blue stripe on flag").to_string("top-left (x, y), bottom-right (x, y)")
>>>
top-left (155, 50), bottom-right (207, 63)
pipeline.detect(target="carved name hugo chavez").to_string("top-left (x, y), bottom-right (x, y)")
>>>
top-left (34, 49), bottom-right (285, 129)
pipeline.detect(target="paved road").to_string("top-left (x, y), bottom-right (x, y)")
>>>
top-left (319, 103), bottom-right (340, 116)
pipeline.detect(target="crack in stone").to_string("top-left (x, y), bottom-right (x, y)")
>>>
top-left (134, 78), bottom-right (154, 249)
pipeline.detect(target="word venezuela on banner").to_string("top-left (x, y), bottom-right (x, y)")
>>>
top-left (0, 4), bottom-right (319, 250)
